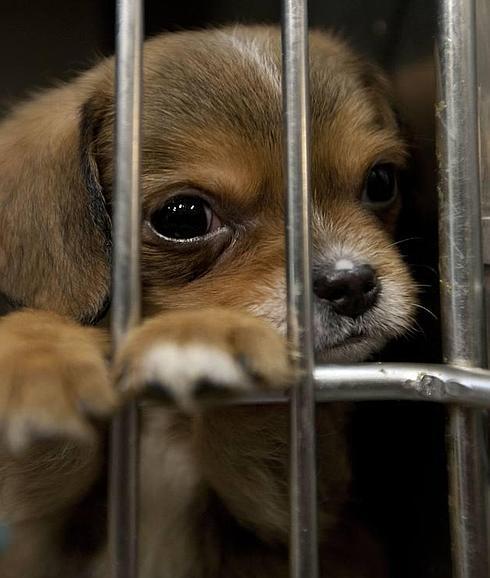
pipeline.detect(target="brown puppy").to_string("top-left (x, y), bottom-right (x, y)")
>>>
top-left (0, 26), bottom-right (416, 578)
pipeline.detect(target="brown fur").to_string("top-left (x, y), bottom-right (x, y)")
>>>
top-left (0, 26), bottom-right (416, 577)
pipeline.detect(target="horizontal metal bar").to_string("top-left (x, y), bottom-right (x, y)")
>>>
top-left (140, 363), bottom-right (490, 408)
top-left (314, 364), bottom-right (490, 404)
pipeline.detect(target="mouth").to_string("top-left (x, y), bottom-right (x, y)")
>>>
top-left (314, 325), bottom-right (387, 363)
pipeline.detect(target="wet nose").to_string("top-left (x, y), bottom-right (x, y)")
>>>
top-left (313, 263), bottom-right (379, 318)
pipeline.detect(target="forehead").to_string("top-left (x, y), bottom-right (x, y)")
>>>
top-left (140, 27), bottom-right (404, 194)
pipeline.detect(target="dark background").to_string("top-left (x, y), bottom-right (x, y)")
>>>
top-left (1, 2), bottom-right (448, 577)
top-left (0, 0), bottom-right (435, 107)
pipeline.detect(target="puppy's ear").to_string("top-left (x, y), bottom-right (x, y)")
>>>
top-left (0, 74), bottom-right (113, 323)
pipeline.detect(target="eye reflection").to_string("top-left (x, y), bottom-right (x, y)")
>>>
top-left (149, 194), bottom-right (221, 240)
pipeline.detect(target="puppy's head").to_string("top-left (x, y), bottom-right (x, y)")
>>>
top-left (0, 26), bottom-right (416, 361)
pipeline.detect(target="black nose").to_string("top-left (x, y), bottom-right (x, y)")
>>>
top-left (313, 264), bottom-right (379, 318)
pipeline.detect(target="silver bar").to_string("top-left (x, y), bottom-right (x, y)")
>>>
top-left (109, 0), bottom-right (143, 577)
top-left (478, 0), bottom-right (490, 266)
top-left (281, 2), bottom-right (318, 577)
top-left (314, 364), bottom-right (490, 405)
top-left (478, 4), bottom-right (490, 559)
top-left (436, 0), bottom-right (489, 576)
top-left (142, 363), bottom-right (490, 407)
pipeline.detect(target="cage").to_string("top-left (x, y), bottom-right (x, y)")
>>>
top-left (0, 1), bottom-right (489, 578)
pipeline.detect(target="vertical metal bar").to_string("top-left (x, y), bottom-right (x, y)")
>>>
top-left (281, 2), bottom-right (319, 578)
top-left (478, 0), bottom-right (490, 371)
top-left (436, 1), bottom-right (489, 577)
top-left (109, 0), bottom-right (143, 577)
top-left (478, 0), bottom-right (490, 259)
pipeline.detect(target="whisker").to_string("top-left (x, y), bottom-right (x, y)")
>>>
top-left (414, 303), bottom-right (438, 320)
top-left (403, 320), bottom-right (425, 338)
top-left (388, 236), bottom-right (423, 249)
top-left (411, 320), bottom-right (426, 337)
top-left (412, 283), bottom-right (435, 295)
top-left (409, 264), bottom-right (439, 277)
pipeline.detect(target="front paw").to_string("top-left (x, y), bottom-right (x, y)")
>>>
top-left (114, 308), bottom-right (292, 411)
top-left (0, 310), bottom-right (117, 451)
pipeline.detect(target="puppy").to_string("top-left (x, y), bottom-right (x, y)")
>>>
top-left (0, 26), bottom-right (416, 578)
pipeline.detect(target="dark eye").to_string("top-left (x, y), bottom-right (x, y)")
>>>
top-left (362, 164), bottom-right (398, 207)
top-left (149, 194), bottom-right (221, 241)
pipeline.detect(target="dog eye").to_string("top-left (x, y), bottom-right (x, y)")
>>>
top-left (362, 164), bottom-right (397, 207)
top-left (149, 194), bottom-right (221, 241)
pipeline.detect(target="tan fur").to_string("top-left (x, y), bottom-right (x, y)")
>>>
top-left (0, 26), bottom-right (416, 577)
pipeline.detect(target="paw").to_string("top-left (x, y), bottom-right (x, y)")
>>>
top-left (114, 308), bottom-right (292, 411)
top-left (0, 310), bottom-right (117, 451)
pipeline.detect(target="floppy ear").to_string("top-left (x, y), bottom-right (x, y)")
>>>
top-left (0, 71), bottom-right (113, 324)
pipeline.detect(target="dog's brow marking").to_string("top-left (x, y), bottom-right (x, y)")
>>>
top-left (222, 31), bottom-right (281, 95)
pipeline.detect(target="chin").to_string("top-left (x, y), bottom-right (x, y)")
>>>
top-left (315, 336), bottom-right (388, 364)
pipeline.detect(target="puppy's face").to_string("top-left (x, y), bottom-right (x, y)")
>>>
top-left (0, 26), bottom-right (416, 362)
top-left (89, 26), bottom-right (415, 362)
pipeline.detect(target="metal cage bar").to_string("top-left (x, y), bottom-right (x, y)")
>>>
top-left (143, 363), bottom-right (490, 408)
top-left (436, 0), bottom-right (489, 577)
top-left (109, 0), bottom-right (144, 577)
top-left (479, 0), bottom-right (490, 260)
top-left (282, 2), bottom-right (319, 578)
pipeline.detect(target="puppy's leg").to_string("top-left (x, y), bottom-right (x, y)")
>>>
top-left (116, 310), bottom-right (307, 549)
top-left (0, 309), bottom-right (116, 578)
top-left (117, 308), bottom-right (356, 575)
top-left (115, 308), bottom-right (292, 409)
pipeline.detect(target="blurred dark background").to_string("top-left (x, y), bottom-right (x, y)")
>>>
top-left (1, 2), bottom-right (447, 577)
top-left (0, 0), bottom-right (436, 107)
